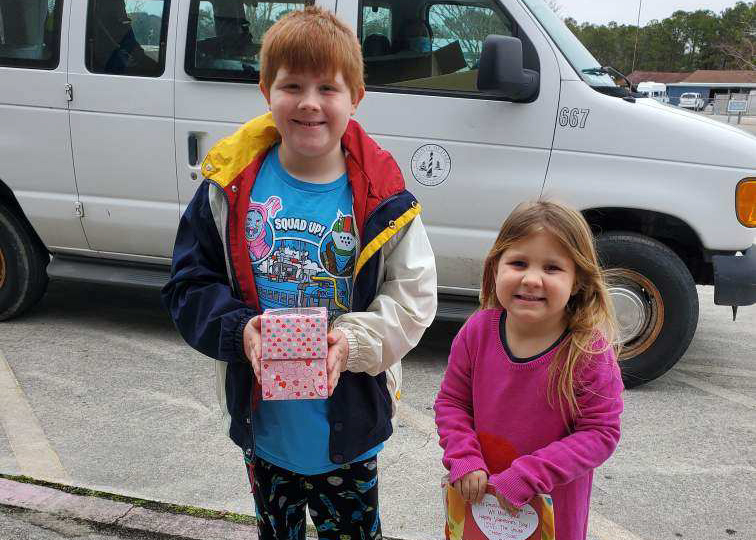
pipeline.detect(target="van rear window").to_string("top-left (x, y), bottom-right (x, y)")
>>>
top-left (185, 0), bottom-right (313, 82)
top-left (0, 0), bottom-right (64, 69)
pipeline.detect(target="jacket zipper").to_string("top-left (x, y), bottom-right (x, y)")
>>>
top-left (212, 179), bottom-right (255, 462)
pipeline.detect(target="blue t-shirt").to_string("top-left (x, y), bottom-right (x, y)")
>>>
top-left (248, 146), bottom-right (382, 474)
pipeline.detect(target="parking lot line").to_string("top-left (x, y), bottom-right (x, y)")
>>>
top-left (589, 510), bottom-right (647, 540)
top-left (397, 401), bottom-right (438, 436)
top-left (669, 371), bottom-right (756, 410)
top-left (677, 364), bottom-right (756, 379)
top-left (0, 349), bottom-right (70, 483)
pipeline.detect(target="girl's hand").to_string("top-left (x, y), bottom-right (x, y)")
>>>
top-left (326, 329), bottom-right (349, 396)
top-left (243, 316), bottom-right (262, 384)
top-left (495, 492), bottom-right (521, 517)
top-left (453, 470), bottom-right (488, 504)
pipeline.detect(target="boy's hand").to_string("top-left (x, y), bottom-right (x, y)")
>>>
top-left (325, 329), bottom-right (349, 396)
top-left (452, 469), bottom-right (488, 504)
top-left (243, 316), bottom-right (262, 384)
top-left (495, 493), bottom-right (521, 517)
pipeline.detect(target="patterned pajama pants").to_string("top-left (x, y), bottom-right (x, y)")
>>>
top-left (246, 456), bottom-right (382, 540)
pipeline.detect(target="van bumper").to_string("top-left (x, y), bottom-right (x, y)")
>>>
top-left (712, 247), bottom-right (756, 306)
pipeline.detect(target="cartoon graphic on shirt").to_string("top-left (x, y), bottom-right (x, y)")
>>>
top-left (246, 196), bottom-right (282, 262)
top-left (251, 208), bottom-right (354, 322)
top-left (320, 212), bottom-right (357, 277)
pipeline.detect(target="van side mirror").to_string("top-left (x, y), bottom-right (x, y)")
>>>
top-left (477, 35), bottom-right (539, 103)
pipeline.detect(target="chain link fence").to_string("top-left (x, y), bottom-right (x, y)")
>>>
top-left (665, 93), bottom-right (756, 118)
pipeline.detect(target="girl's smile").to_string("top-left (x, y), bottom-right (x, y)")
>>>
top-left (495, 230), bottom-right (577, 330)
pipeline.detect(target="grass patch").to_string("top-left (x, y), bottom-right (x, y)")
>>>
top-left (0, 473), bottom-right (256, 526)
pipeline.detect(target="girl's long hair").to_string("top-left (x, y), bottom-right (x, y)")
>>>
top-left (480, 201), bottom-right (620, 422)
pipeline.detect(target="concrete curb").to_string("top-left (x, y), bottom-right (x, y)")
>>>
top-left (0, 478), bottom-right (259, 540)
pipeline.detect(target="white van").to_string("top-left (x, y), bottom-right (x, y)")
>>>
top-left (636, 81), bottom-right (669, 103)
top-left (1, 0), bottom-right (755, 387)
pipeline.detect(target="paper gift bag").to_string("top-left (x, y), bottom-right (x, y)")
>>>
top-left (442, 480), bottom-right (554, 540)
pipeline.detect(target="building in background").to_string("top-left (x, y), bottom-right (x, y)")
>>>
top-left (629, 70), bottom-right (756, 113)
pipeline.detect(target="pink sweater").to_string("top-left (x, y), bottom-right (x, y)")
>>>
top-left (434, 309), bottom-right (624, 540)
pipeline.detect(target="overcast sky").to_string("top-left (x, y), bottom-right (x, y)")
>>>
top-left (556, 0), bottom-right (745, 25)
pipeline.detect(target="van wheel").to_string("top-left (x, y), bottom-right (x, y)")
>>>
top-left (595, 232), bottom-right (698, 388)
top-left (0, 204), bottom-right (49, 321)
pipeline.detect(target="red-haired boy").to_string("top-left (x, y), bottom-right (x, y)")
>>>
top-left (162, 7), bottom-right (437, 540)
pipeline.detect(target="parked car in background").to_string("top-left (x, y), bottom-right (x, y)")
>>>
top-left (679, 92), bottom-right (706, 111)
top-left (1, 0), bottom-right (756, 388)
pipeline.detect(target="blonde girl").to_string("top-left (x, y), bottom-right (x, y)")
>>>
top-left (434, 200), bottom-right (624, 540)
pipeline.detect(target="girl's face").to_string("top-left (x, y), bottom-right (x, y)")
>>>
top-left (494, 230), bottom-right (577, 328)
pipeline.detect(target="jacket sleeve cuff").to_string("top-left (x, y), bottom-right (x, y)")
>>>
top-left (235, 314), bottom-right (255, 362)
top-left (488, 469), bottom-right (534, 508)
top-left (448, 457), bottom-right (490, 485)
top-left (340, 327), bottom-right (360, 371)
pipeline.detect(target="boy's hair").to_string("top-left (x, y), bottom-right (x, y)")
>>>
top-left (260, 6), bottom-right (364, 98)
top-left (480, 200), bottom-right (620, 421)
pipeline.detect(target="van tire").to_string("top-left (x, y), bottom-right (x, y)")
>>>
top-left (0, 204), bottom-right (49, 321)
top-left (595, 232), bottom-right (698, 388)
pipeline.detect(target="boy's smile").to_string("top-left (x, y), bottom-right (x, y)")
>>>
top-left (261, 67), bottom-right (364, 180)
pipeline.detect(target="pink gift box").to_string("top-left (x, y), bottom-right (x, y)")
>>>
top-left (260, 307), bottom-right (328, 360)
top-left (260, 307), bottom-right (329, 400)
top-left (260, 357), bottom-right (328, 400)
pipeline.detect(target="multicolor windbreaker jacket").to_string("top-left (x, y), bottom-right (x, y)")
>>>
top-left (162, 113), bottom-right (437, 465)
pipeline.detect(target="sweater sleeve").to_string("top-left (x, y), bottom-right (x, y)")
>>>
top-left (434, 323), bottom-right (490, 484)
top-left (489, 349), bottom-right (624, 507)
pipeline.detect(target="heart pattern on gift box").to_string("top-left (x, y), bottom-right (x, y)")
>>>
top-left (261, 307), bottom-right (328, 360)
top-left (261, 358), bottom-right (328, 401)
top-left (259, 307), bottom-right (329, 400)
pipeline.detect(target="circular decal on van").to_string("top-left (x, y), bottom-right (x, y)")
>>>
top-left (411, 144), bottom-right (451, 187)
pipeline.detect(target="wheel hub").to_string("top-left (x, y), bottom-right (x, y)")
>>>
top-left (609, 286), bottom-right (647, 343)
top-left (607, 269), bottom-right (665, 360)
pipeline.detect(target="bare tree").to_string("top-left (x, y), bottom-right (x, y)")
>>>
top-left (431, 5), bottom-right (510, 65)
top-left (716, 38), bottom-right (756, 70)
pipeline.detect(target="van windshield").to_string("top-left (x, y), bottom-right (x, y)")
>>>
top-left (519, 0), bottom-right (617, 90)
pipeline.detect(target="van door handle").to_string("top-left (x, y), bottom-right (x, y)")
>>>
top-left (188, 134), bottom-right (199, 166)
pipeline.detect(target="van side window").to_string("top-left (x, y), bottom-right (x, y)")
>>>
top-left (0, 0), bottom-right (64, 69)
top-left (185, 0), bottom-right (314, 82)
top-left (85, 0), bottom-right (170, 77)
top-left (360, 0), bottom-right (514, 93)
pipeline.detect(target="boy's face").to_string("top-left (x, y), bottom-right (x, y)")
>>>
top-left (261, 67), bottom-right (364, 164)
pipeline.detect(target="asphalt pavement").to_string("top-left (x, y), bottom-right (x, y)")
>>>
top-left (1, 280), bottom-right (755, 540)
